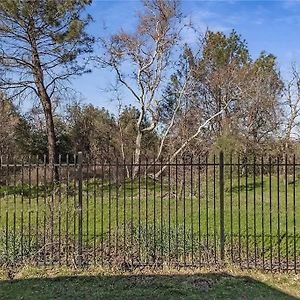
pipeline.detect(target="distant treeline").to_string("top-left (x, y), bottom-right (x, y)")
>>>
top-left (0, 1), bottom-right (299, 164)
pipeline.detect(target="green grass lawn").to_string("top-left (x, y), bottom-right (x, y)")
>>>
top-left (0, 172), bottom-right (299, 268)
top-left (0, 267), bottom-right (299, 299)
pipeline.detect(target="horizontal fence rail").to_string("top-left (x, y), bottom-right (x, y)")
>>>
top-left (0, 152), bottom-right (299, 272)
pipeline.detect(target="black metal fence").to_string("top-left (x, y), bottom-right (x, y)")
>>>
top-left (0, 152), bottom-right (299, 272)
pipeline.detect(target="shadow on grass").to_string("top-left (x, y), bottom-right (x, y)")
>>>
top-left (228, 181), bottom-right (263, 193)
top-left (0, 272), bottom-right (296, 300)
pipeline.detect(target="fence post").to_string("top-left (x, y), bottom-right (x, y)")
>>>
top-left (219, 151), bottom-right (225, 261)
top-left (77, 152), bottom-right (83, 267)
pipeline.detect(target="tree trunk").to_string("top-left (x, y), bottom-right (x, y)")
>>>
top-left (38, 89), bottom-right (59, 181)
top-left (37, 87), bottom-right (59, 181)
top-left (133, 130), bottom-right (142, 178)
top-left (42, 95), bottom-right (57, 166)
top-left (118, 120), bottom-right (130, 178)
top-left (28, 21), bottom-right (58, 180)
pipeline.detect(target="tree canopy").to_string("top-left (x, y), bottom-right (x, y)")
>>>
top-left (0, 0), bottom-right (94, 165)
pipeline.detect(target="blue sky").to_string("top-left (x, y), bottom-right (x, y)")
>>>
top-left (71, 0), bottom-right (300, 113)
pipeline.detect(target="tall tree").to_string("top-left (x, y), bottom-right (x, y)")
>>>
top-left (0, 0), bottom-right (94, 165)
top-left (99, 0), bottom-right (233, 178)
top-left (99, 0), bottom-right (183, 172)
top-left (237, 53), bottom-right (282, 155)
top-left (163, 31), bottom-right (282, 157)
top-left (66, 103), bottom-right (118, 161)
top-left (282, 64), bottom-right (300, 152)
top-left (117, 106), bottom-right (159, 160)
top-left (189, 30), bottom-right (251, 137)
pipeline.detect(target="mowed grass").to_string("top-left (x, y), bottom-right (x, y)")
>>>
top-left (0, 267), bottom-right (299, 299)
top-left (0, 170), bottom-right (300, 265)
top-left (0, 174), bottom-right (299, 236)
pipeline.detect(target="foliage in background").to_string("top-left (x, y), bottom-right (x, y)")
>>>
top-left (0, 0), bottom-right (299, 164)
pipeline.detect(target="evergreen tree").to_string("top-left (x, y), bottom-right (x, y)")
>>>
top-left (0, 0), bottom-right (94, 165)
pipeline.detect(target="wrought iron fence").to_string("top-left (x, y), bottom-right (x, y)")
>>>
top-left (0, 152), bottom-right (299, 272)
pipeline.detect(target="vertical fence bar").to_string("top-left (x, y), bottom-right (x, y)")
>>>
top-left (58, 155), bottom-right (62, 266)
top-left (73, 154), bottom-right (77, 265)
top-left (219, 151), bottom-right (225, 261)
top-left (261, 156), bottom-right (265, 270)
top-left (5, 157), bottom-right (9, 264)
top-left (175, 157), bottom-right (179, 266)
top-left (237, 155), bottom-right (241, 266)
top-left (145, 158), bottom-right (149, 265)
top-left (115, 158), bottom-right (119, 259)
top-left (253, 156), bottom-right (257, 268)
top-left (293, 154), bottom-right (296, 272)
top-left (0, 157), bottom-right (2, 259)
top-left (168, 157), bottom-right (171, 265)
top-left (130, 157), bottom-right (134, 260)
top-left (245, 158), bottom-right (250, 269)
top-left (230, 153), bottom-right (233, 262)
top-left (36, 156), bottom-right (39, 266)
top-left (153, 157), bottom-right (157, 263)
top-left (43, 156), bottom-right (47, 265)
top-left (13, 159), bottom-right (17, 265)
top-left (108, 160), bottom-right (111, 262)
top-left (0, 157), bottom-right (2, 260)
top-left (21, 159), bottom-right (24, 262)
top-left (86, 160), bottom-right (90, 250)
top-left (285, 154), bottom-right (289, 271)
top-left (28, 157), bottom-right (32, 255)
top-left (190, 155), bottom-right (194, 265)
top-left (205, 155), bottom-right (209, 263)
top-left (160, 157), bottom-right (164, 262)
top-left (277, 156), bottom-right (281, 270)
top-left (213, 155), bottom-right (216, 263)
top-left (77, 152), bottom-right (83, 267)
top-left (198, 156), bottom-right (201, 266)
top-left (101, 160), bottom-right (104, 266)
top-left (183, 156), bottom-right (186, 266)
top-left (269, 156), bottom-right (273, 271)
top-left (93, 158), bottom-right (97, 266)
top-left (245, 158), bottom-right (249, 269)
top-left (66, 154), bottom-right (70, 265)
top-left (50, 157), bottom-right (54, 265)
top-left (138, 158), bottom-right (141, 263)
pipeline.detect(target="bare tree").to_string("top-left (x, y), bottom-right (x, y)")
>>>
top-left (282, 64), bottom-right (300, 151)
top-left (99, 0), bottom-right (233, 177)
top-left (99, 0), bottom-right (181, 167)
